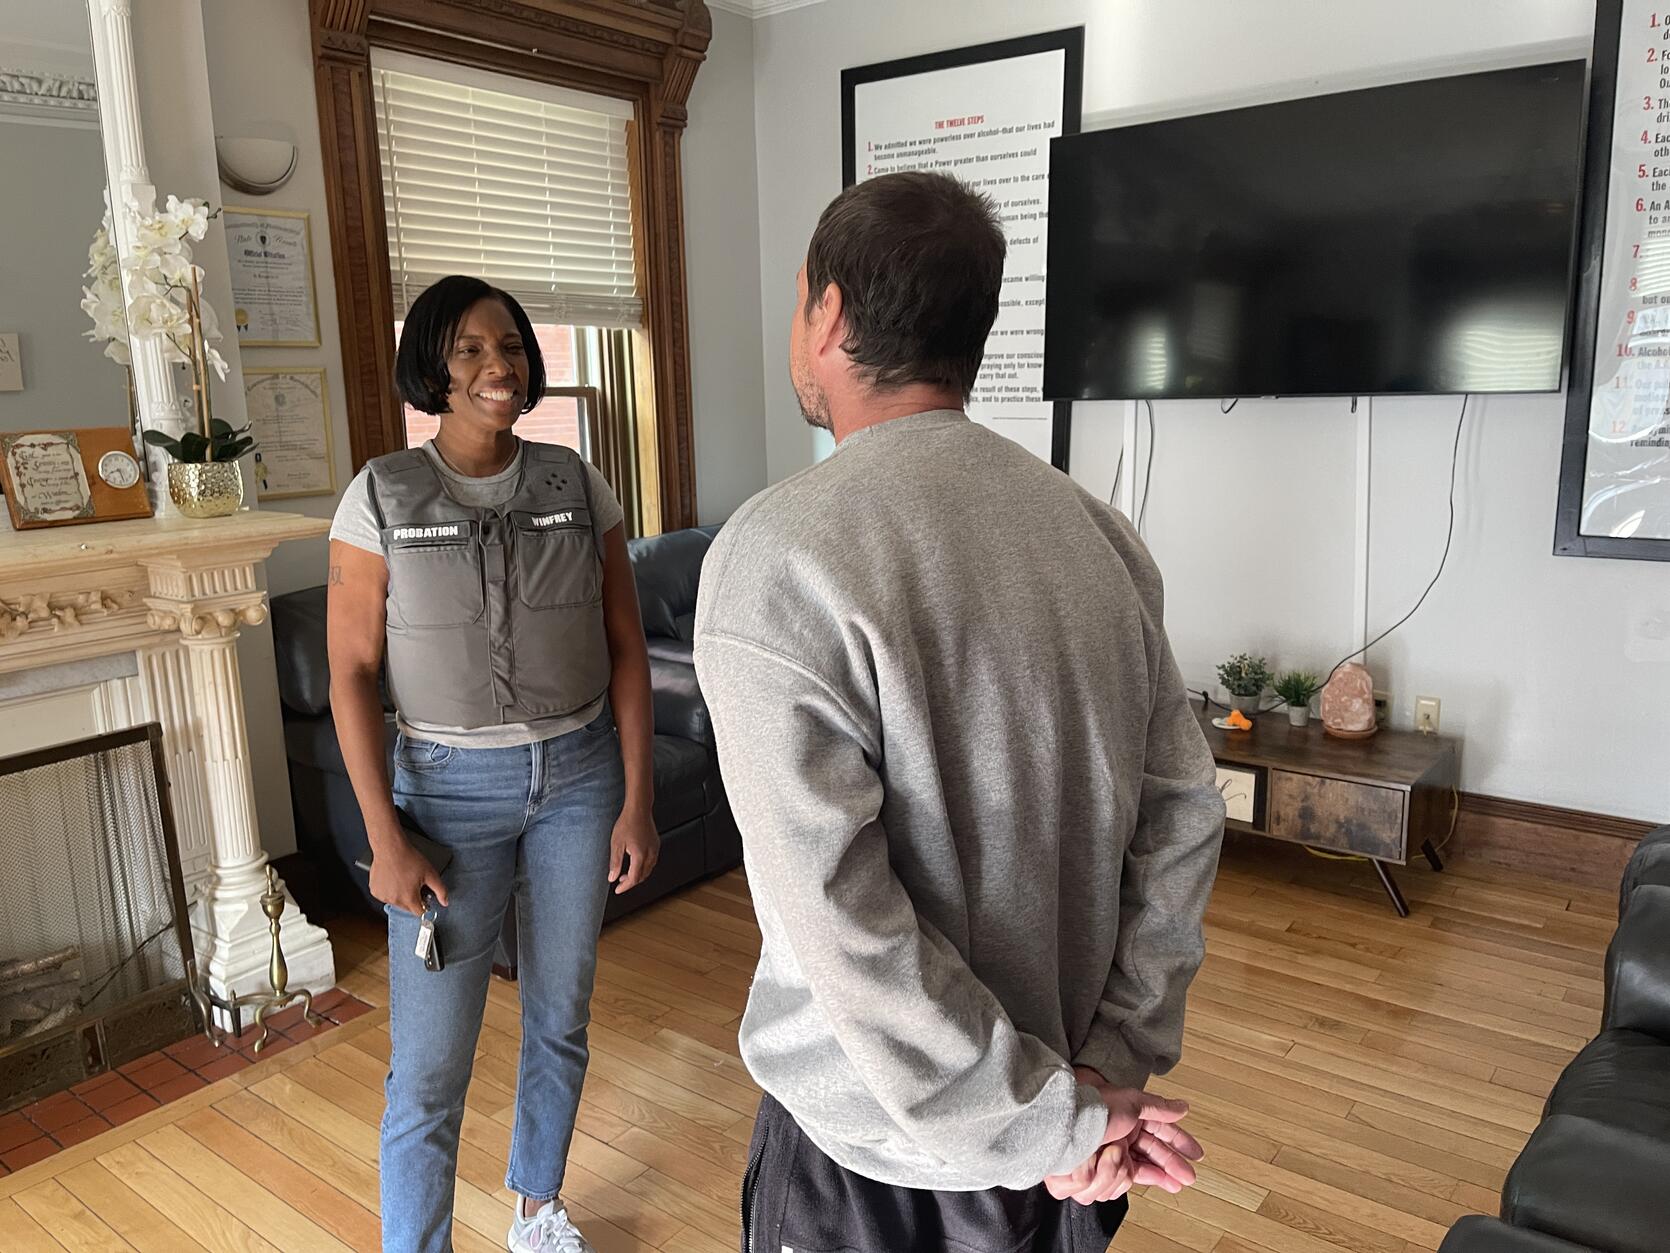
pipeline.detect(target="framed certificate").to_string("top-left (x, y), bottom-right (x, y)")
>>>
top-left (245, 368), bottom-right (336, 500)
top-left (224, 208), bottom-right (321, 348)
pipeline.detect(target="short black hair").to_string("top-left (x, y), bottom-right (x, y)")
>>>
top-left (805, 171), bottom-right (1005, 401)
top-left (395, 276), bottom-right (545, 416)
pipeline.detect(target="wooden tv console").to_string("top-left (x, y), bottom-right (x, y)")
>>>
top-left (1194, 700), bottom-right (1459, 916)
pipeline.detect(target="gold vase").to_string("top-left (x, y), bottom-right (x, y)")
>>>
top-left (167, 461), bottom-right (244, 518)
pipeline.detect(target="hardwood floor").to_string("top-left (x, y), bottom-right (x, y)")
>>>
top-left (0, 837), bottom-right (1614, 1252)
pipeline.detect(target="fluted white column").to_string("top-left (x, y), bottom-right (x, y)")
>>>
top-left (144, 560), bottom-right (334, 1018)
top-left (86, 0), bottom-right (189, 514)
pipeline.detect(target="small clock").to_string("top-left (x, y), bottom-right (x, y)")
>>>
top-left (98, 449), bottom-right (141, 490)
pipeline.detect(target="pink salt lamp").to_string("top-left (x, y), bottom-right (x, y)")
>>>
top-left (1320, 661), bottom-right (1378, 739)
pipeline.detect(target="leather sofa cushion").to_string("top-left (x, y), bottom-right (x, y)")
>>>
top-left (1438, 1216), bottom-right (1599, 1253)
top-left (285, 711), bottom-right (398, 776)
top-left (1603, 884), bottom-right (1670, 1038)
top-left (1503, 1109), bottom-right (1670, 1253)
top-left (652, 734), bottom-right (709, 832)
top-left (649, 656), bottom-right (712, 747)
top-left (270, 585), bottom-right (331, 716)
top-left (1620, 825), bottom-right (1670, 916)
top-left (646, 637), bottom-right (695, 666)
top-left (271, 583), bottom-right (394, 716)
top-left (1544, 1029), bottom-right (1670, 1130)
top-left (628, 525), bottom-right (718, 641)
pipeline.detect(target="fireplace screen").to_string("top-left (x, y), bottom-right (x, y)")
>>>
top-left (0, 723), bottom-right (199, 1111)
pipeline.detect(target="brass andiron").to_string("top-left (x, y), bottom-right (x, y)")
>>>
top-left (246, 864), bottom-right (322, 1052)
top-left (197, 865), bottom-right (324, 1052)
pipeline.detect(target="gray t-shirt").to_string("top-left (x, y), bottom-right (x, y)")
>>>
top-left (330, 438), bottom-right (624, 748)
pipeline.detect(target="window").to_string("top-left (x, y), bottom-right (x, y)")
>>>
top-left (373, 51), bottom-right (650, 531)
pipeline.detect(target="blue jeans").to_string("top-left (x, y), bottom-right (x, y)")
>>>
top-left (380, 710), bottom-right (624, 1253)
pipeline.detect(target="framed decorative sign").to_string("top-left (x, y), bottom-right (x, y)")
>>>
top-left (0, 428), bottom-right (150, 529)
top-left (842, 30), bottom-right (1084, 472)
top-left (245, 367), bottom-right (335, 500)
top-left (0, 333), bottom-right (22, 391)
top-left (224, 208), bottom-right (321, 348)
top-left (1557, 0), bottom-right (1670, 560)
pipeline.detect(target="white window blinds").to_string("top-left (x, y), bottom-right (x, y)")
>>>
top-left (371, 53), bottom-right (640, 328)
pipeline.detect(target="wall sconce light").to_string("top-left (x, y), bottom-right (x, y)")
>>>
top-left (215, 136), bottom-right (298, 196)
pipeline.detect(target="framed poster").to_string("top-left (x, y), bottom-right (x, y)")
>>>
top-left (842, 29), bottom-right (1084, 472)
top-left (1557, 0), bottom-right (1670, 560)
top-left (0, 428), bottom-right (150, 529)
top-left (224, 208), bottom-right (321, 348)
top-left (245, 368), bottom-right (336, 500)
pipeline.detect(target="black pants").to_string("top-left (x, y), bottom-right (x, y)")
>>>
top-left (742, 1095), bottom-right (1128, 1253)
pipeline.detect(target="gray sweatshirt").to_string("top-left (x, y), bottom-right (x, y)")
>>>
top-left (693, 410), bottom-right (1225, 1193)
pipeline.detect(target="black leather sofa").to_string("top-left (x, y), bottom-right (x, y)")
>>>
top-left (1438, 825), bottom-right (1670, 1253)
top-left (270, 525), bottom-right (737, 927)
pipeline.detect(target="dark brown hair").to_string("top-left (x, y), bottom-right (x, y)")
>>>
top-left (805, 171), bottom-right (1005, 401)
top-left (396, 275), bottom-right (546, 416)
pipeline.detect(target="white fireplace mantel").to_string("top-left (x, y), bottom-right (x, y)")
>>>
top-left (0, 511), bottom-right (335, 1013)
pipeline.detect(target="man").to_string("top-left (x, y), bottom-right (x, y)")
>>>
top-left (693, 171), bottom-right (1227, 1253)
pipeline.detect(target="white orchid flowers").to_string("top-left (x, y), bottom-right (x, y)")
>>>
top-left (80, 211), bottom-right (131, 367)
top-left (82, 195), bottom-right (229, 383)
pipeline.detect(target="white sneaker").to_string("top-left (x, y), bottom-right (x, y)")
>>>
top-left (507, 1199), bottom-right (594, 1253)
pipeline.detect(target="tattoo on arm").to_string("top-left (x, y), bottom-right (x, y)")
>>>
top-left (328, 565), bottom-right (343, 586)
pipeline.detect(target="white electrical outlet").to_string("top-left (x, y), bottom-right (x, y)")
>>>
top-left (1415, 696), bottom-right (1441, 734)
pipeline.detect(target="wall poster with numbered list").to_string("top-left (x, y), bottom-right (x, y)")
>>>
top-left (842, 29), bottom-right (1083, 472)
top-left (1558, 0), bottom-right (1670, 560)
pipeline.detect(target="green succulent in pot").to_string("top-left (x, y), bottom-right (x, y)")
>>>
top-left (1273, 670), bottom-right (1323, 727)
top-left (1216, 653), bottom-right (1272, 716)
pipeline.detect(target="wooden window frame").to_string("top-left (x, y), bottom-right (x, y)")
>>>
top-left (309, 0), bottom-right (710, 530)
top-left (546, 383), bottom-right (603, 466)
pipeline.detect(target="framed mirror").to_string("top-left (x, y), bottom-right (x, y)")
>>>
top-left (0, 1), bottom-right (202, 522)
top-left (0, 4), bottom-right (137, 457)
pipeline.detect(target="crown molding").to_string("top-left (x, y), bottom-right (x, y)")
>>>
top-left (706, 0), bottom-right (830, 18)
top-left (0, 65), bottom-right (98, 126)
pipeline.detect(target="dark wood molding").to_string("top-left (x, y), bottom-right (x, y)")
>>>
top-left (1459, 792), bottom-right (1657, 842)
top-left (310, 0), bottom-right (403, 471)
top-left (308, 0), bottom-right (710, 527)
top-left (1452, 790), bottom-right (1660, 890)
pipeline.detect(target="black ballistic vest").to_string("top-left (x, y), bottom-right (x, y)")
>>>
top-left (366, 443), bottom-right (611, 727)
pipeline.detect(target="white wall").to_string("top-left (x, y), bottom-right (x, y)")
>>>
top-left (199, 0), bottom-right (350, 597)
top-left (750, 0), bottom-right (1670, 820)
top-left (684, 8), bottom-right (768, 524)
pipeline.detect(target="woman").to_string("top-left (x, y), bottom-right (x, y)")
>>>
top-left (328, 275), bottom-right (658, 1253)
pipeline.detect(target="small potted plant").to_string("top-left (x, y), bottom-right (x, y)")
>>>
top-left (142, 418), bottom-right (257, 518)
top-left (1217, 653), bottom-right (1272, 717)
top-left (1274, 670), bottom-right (1323, 727)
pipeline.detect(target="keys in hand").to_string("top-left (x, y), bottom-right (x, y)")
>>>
top-left (415, 891), bottom-right (444, 972)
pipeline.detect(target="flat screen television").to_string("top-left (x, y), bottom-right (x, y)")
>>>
top-left (1042, 61), bottom-right (1588, 401)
